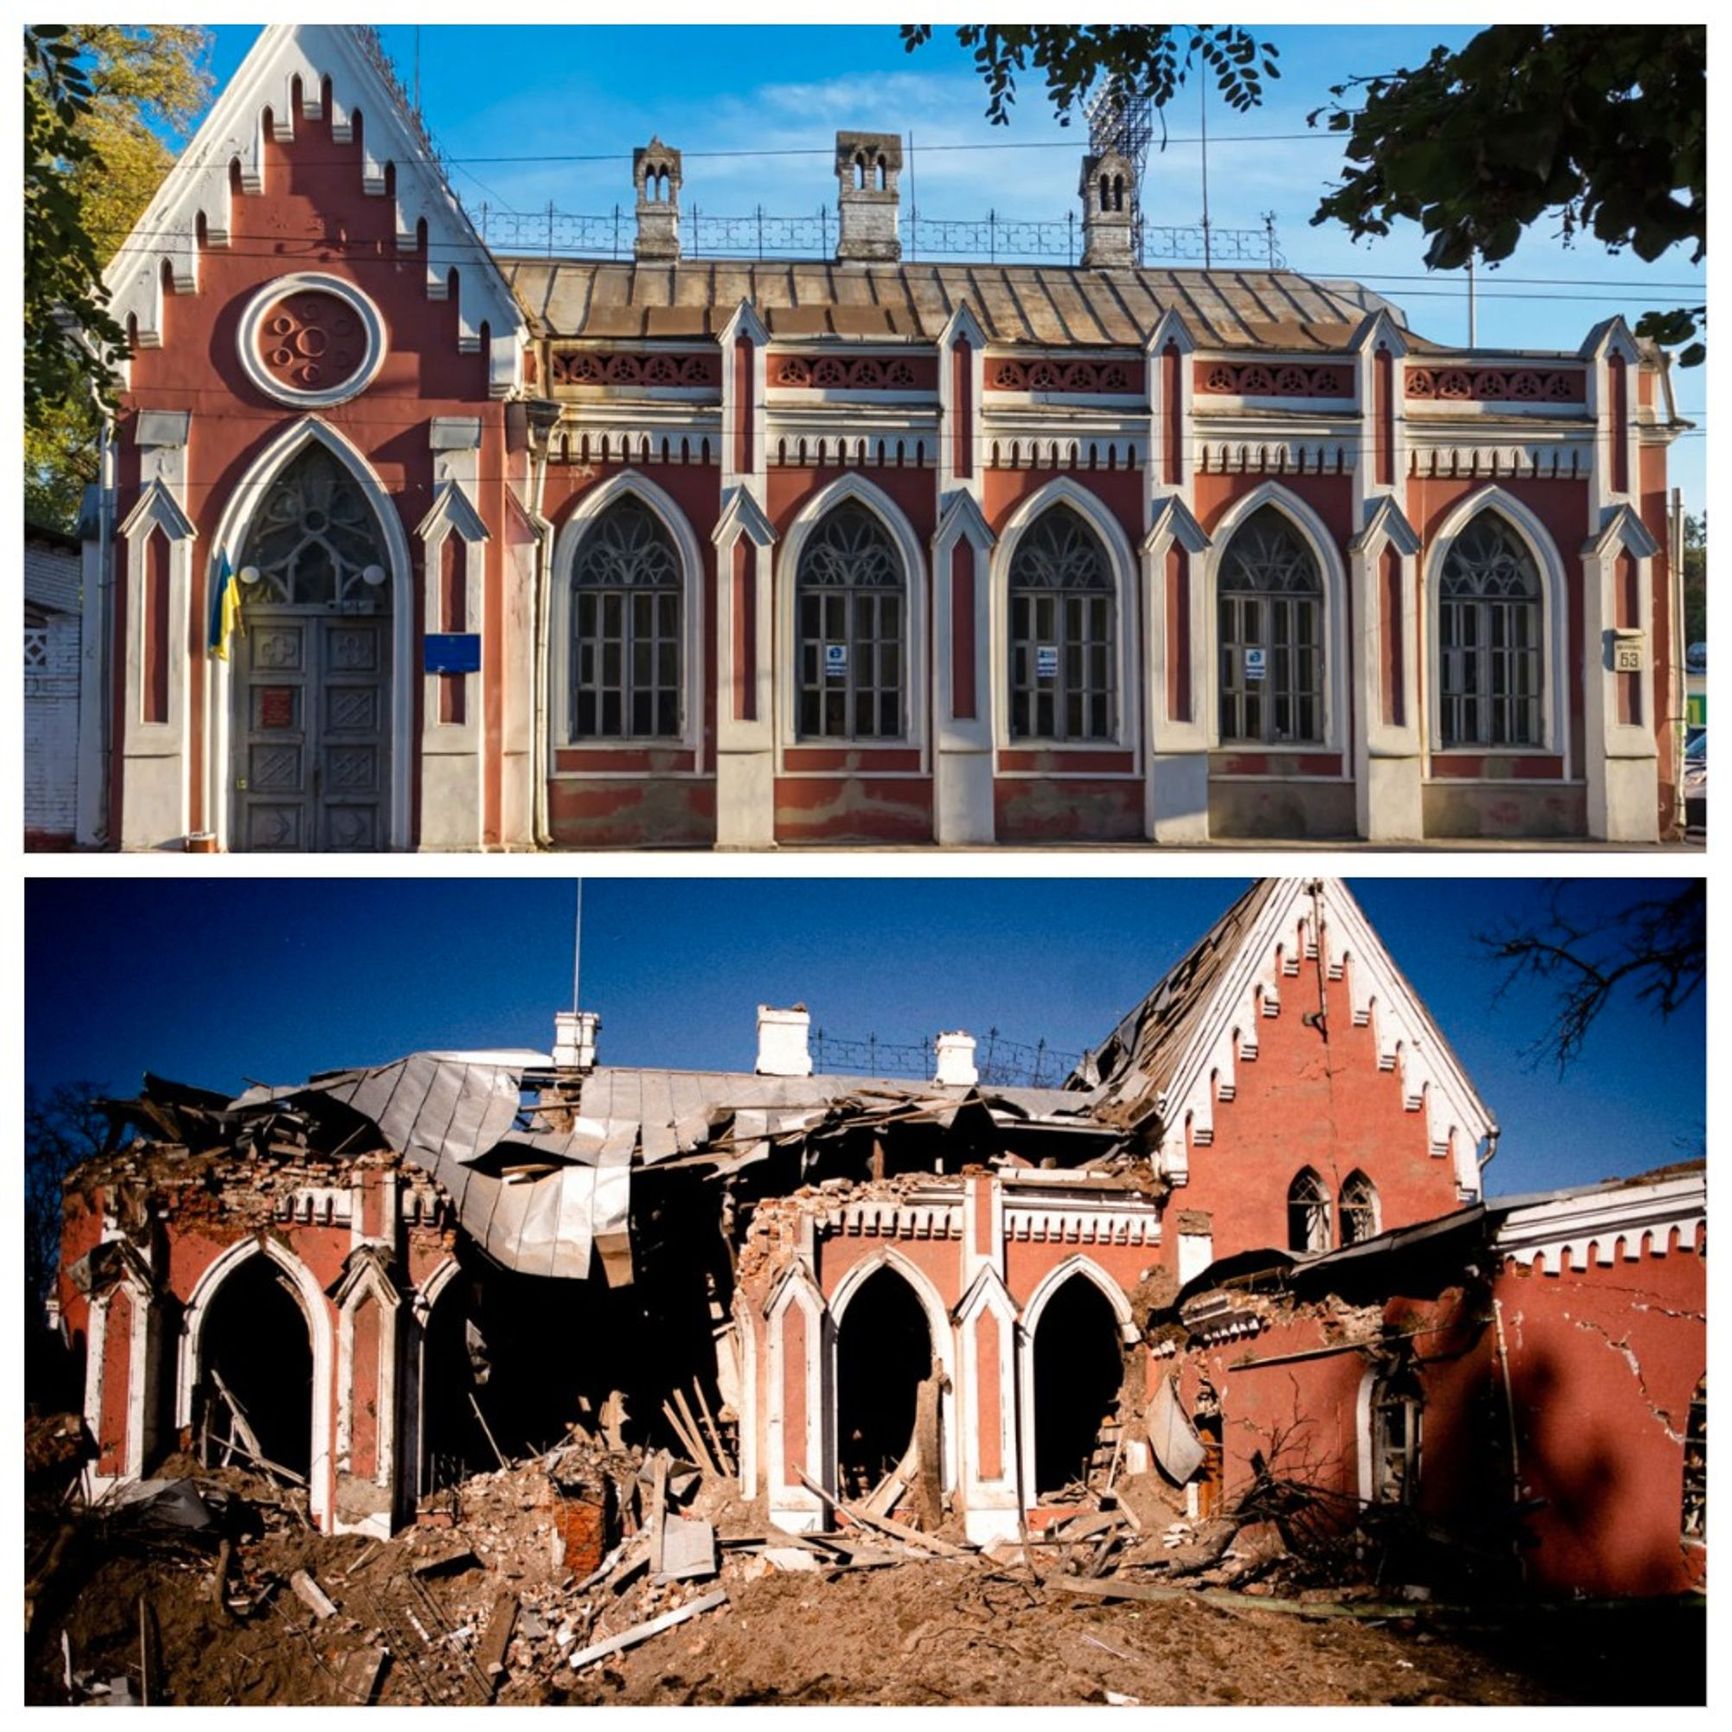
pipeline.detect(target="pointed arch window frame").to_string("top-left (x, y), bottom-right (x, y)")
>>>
top-left (989, 476), bottom-right (1141, 761)
top-left (1202, 483), bottom-right (1348, 755)
top-left (775, 474), bottom-right (929, 763)
top-left (548, 471), bottom-right (707, 766)
top-left (1423, 486), bottom-right (1568, 769)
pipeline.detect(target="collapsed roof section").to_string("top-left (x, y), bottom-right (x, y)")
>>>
top-left (98, 1055), bottom-right (1119, 1284)
top-left (1073, 878), bottom-right (1497, 1199)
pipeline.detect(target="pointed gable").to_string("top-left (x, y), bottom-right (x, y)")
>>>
top-left (104, 25), bottom-right (522, 395)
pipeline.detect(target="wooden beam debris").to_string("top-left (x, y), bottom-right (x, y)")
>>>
top-left (564, 1590), bottom-right (729, 1674)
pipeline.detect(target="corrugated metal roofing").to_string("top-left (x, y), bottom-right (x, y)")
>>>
top-left (500, 258), bottom-right (1425, 351)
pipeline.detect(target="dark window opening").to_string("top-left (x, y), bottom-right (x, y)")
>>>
top-left (836, 1268), bottom-right (933, 1502)
top-left (1338, 1171), bottom-right (1379, 1245)
top-left (199, 1257), bottom-right (313, 1481)
top-left (1371, 1369), bottom-right (1423, 1505)
top-left (1032, 1276), bottom-right (1124, 1498)
top-left (1683, 1375), bottom-right (1707, 1540)
top-left (1288, 1168), bottom-right (1331, 1253)
top-left (419, 1281), bottom-right (498, 1496)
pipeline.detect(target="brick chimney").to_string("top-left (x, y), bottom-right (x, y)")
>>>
top-left (935, 1030), bottom-right (979, 1087)
top-left (756, 1004), bottom-right (813, 1077)
top-left (553, 1009), bottom-right (601, 1071)
top-left (633, 137), bottom-right (682, 262)
top-left (835, 131), bottom-right (902, 263)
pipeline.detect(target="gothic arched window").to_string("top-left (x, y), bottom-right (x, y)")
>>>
top-left (1438, 513), bottom-right (1543, 748)
top-left (1218, 505), bottom-right (1323, 744)
top-left (238, 446), bottom-right (390, 610)
top-left (796, 502), bottom-right (904, 740)
top-left (1338, 1171), bottom-right (1380, 1246)
top-left (1370, 1367), bottom-right (1423, 1505)
top-left (1008, 505), bottom-right (1116, 741)
top-left (1287, 1167), bottom-right (1331, 1253)
top-left (570, 496), bottom-right (682, 740)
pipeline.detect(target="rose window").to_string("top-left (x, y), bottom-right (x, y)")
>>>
top-left (256, 291), bottom-right (369, 395)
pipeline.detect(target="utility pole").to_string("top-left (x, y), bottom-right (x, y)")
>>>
top-left (1199, 77), bottom-right (1212, 270)
top-left (1467, 250), bottom-right (1477, 347)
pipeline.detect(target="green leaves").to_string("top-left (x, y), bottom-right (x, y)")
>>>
top-left (1311, 25), bottom-right (1705, 362)
top-left (904, 24), bottom-right (1279, 127)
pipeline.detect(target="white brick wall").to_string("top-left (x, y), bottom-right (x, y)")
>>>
top-left (25, 611), bottom-right (81, 837)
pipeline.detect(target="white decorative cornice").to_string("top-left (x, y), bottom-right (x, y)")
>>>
top-left (1582, 501), bottom-right (1661, 561)
top-left (1144, 494), bottom-right (1211, 556)
top-left (119, 478), bottom-right (197, 544)
top-left (1495, 1172), bottom-right (1705, 1271)
top-left (1349, 494), bottom-right (1422, 558)
top-left (416, 477), bottom-right (490, 545)
top-left (712, 484), bottom-right (777, 549)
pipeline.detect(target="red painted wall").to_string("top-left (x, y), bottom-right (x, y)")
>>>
top-left (1171, 947), bottom-right (1463, 1270)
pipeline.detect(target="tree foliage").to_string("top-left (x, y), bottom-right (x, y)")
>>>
top-left (1478, 881), bottom-right (1705, 1075)
top-left (24, 25), bottom-right (213, 529)
top-left (1682, 513), bottom-right (1705, 646)
top-left (1309, 26), bottom-right (1705, 365)
top-left (901, 24), bottom-right (1278, 132)
top-left (25, 1081), bottom-right (110, 1312)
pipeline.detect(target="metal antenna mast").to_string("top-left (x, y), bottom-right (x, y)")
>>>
top-left (571, 879), bottom-right (584, 1011)
top-left (1085, 75), bottom-right (1154, 265)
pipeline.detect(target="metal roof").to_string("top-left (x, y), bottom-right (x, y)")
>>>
top-left (499, 258), bottom-right (1446, 352)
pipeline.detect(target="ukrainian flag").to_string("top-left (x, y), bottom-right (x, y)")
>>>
top-left (208, 552), bottom-right (243, 660)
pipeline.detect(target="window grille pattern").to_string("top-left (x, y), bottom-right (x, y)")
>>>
top-left (1438, 514), bottom-right (1543, 748)
top-left (796, 503), bottom-right (903, 739)
top-left (1338, 1171), bottom-right (1379, 1246)
top-left (570, 497), bottom-right (682, 740)
top-left (1008, 506), bottom-right (1116, 741)
top-left (1371, 1369), bottom-right (1423, 1505)
top-left (1287, 1168), bottom-right (1331, 1253)
top-left (24, 626), bottom-right (48, 670)
top-left (1218, 506), bottom-right (1323, 744)
top-left (238, 447), bottom-right (391, 609)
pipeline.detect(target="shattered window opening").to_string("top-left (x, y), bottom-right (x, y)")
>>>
top-left (1031, 1275), bottom-right (1124, 1498)
top-left (1683, 1374), bottom-right (1706, 1540)
top-left (1287, 1167), bottom-right (1331, 1253)
top-left (198, 1257), bottom-right (314, 1481)
top-left (835, 1266), bottom-right (934, 1502)
top-left (1338, 1170), bottom-right (1379, 1246)
top-left (1371, 1368), bottom-right (1423, 1506)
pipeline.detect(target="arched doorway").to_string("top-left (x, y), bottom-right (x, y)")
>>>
top-left (417, 1279), bottom-right (496, 1497)
top-left (229, 443), bottom-right (395, 851)
top-left (835, 1265), bottom-right (935, 1502)
top-left (1031, 1274), bottom-right (1124, 1498)
top-left (198, 1254), bottom-right (314, 1480)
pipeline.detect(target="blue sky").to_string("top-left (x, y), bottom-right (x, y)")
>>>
top-left (25, 876), bottom-right (1702, 1199)
top-left (188, 23), bottom-right (1706, 512)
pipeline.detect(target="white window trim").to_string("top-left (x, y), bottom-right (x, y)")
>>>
top-left (1016, 1254), bottom-right (1138, 1514)
top-left (176, 1234), bottom-right (335, 1528)
top-left (828, 1246), bottom-right (960, 1496)
top-left (1204, 481), bottom-right (1349, 755)
top-left (547, 469), bottom-right (706, 768)
top-left (206, 416), bottom-right (414, 852)
top-left (775, 472), bottom-right (929, 767)
top-left (1423, 485), bottom-right (1569, 776)
top-left (989, 475), bottom-right (1141, 763)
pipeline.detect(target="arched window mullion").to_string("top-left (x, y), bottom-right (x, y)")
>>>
top-left (1007, 505), bottom-right (1116, 743)
top-left (795, 502), bottom-right (905, 742)
top-left (1218, 505), bottom-right (1323, 746)
top-left (1438, 513), bottom-right (1543, 749)
top-left (570, 496), bottom-right (683, 742)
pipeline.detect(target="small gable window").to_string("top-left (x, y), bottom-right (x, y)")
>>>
top-left (1338, 1171), bottom-right (1380, 1246)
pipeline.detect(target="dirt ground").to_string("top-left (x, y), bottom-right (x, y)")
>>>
top-left (26, 1459), bottom-right (1705, 1708)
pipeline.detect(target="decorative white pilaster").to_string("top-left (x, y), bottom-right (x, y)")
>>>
top-left (763, 1262), bottom-right (827, 1532)
top-left (416, 427), bottom-right (490, 849)
top-left (117, 430), bottom-right (196, 850)
top-left (331, 1245), bottom-right (403, 1537)
top-left (1581, 503), bottom-right (1662, 841)
top-left (1347, 496), bottom-right (1424, 840)
top-left (932, 489), bottom-right (996, 843)
top-left (713, 486), bottom-right (778, 847)
top-left (954, 1262), bottom-right (1021, 1544)
top-left (1143, 495), bottom-right (1212, 842)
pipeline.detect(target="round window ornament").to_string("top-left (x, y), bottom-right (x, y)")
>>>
top-left (238, 273), bottom-right (386, 409)
top-left (361, 563), bottom-right (387, 587)
top-left (238, 564), bottom-right (262, 586)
